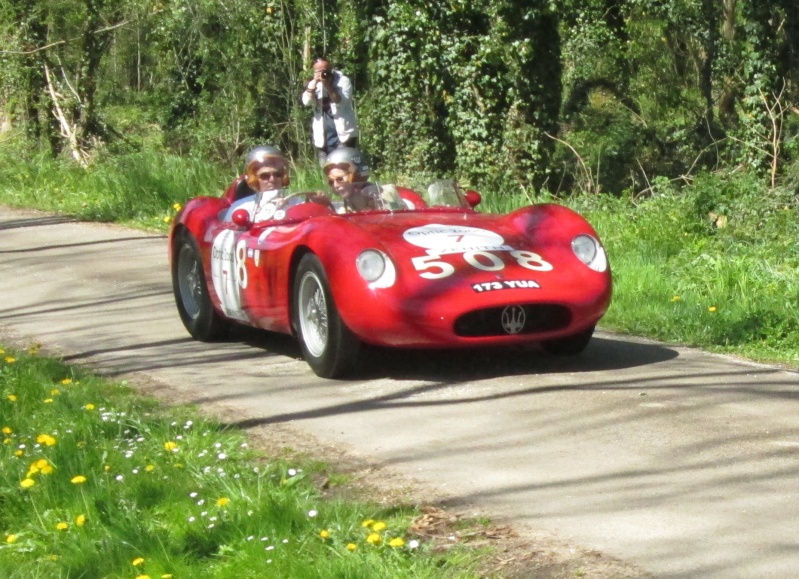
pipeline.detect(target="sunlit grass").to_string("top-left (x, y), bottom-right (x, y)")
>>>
top-left (0, 346), bottom-right (484, 578)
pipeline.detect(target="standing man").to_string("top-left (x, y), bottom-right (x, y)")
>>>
top-left (301, 56), bottom-right (360, 166)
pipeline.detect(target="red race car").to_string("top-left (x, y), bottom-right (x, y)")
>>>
top-left (169, 179), bottom-right (611, 378)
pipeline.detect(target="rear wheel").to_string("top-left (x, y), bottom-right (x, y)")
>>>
top-left (172, 229), bottom-right (230, 341)
top-left (541, 325), bottom-right (595, 356)
top-left (293, 254), bottom-right (360, 378)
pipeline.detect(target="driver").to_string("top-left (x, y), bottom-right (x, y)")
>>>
top-left (224, 145), bottom-right (290, 223)
top-left (322, 147), bottom-right (380, 212)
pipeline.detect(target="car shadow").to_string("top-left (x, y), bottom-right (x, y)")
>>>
top-left (229, 327), bottom-right (678, 381)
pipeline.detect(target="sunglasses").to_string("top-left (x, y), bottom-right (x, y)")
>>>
top-left (257, 170), bottom-right (284, 180)
top-left (327, 175), bottom-right (351, 186)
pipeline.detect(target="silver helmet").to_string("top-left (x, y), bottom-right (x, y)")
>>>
top-left (323, 147), bottom-right (370, 181)
top-left (245, 145), bottom-right (284, 166)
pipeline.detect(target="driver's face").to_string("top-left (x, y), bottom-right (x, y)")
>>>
top-left (254, 160), bottom-right (287, 192)
top-left (326, 168), bottom-right (354, 196)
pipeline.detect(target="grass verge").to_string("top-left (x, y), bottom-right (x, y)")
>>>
top-left (0, 344), bottom-right (490, 578)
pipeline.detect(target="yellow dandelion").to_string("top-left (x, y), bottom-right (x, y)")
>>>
top-left (60, 378), bottom-right (73, 385)
top-left (75, 514), bottom-right (86, 526)
top-left (6, 534), bottom-right (17, 544)
top-left (36, 434), bottom-right (57, 446)
top-left (20, 478), bottom-right (35, 489)
top-left (389, 537), bottom-right (405, 547)
top-left (216, 497), bottom-right (230, 507)
top-left (39, 463), bottom-right (54, 475)
top-left (84, 403), bottom-right (95, 411)
top-left (50, 389), bottom-right (60, 395)
top-left (103, 465), bottom-right (111, 471)
top-left (361, 519), bottom-right (374, 527)
top-left (7, 395), bottom-right (17, 402)
top-left (319, 529), bottom-right (330, 539)
top-left (71, 475), bottom-right (87, 484)
top-left (172, 203), bottom-right (182, 212)
top-left (372, 521), bottom-right (387, 532)
top-left (56, 522), bottom-right (68, 531)
top-left (4, 357), bottom-right (16, 364)
top-left (346, 543), bottom-right (357, 551)
top-left (48, 555), bottom-right (59, 561)
top-left (163, 216), bottom-right (171, 223)
top-left (145, 465), bottom-right (155, 472)
top-left (163, 441), bottom-right (178, 451)
top-left (366, 532), bottom-right (381, 544)
top-left (43, 398), bottom-right (53, 404)
top-left (3, 438), bottom-right (10, 445)
top-left (135, 575), bottom-right (151, 579)
top-left (14, 450), bottom-right (24, 457)
top-left (709, 306), bottom-right (717, 312)
top-left (132, 557), bottom-right (145, 566)
top-left (670, 295), bottom-right (681, 302)
top-left (2, 427), bottom-right (12, 435)
top-left (0, 348), bottom-right (4, 354)
top-left (162, 575), bottom-right (173, 579)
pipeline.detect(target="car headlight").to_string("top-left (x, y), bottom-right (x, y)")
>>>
top-left (356, 250), bottom-right (396, 288)
top-left (572, 234), bottom-right (608, 272)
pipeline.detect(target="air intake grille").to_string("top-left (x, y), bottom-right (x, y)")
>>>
top-left (454, 304), bottom-right (571, 337)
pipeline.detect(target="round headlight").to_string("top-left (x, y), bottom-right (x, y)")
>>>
top-left (572, 234), bottom-right (608, 272)
top-left (356, 249), bottom-right (396, 288)
top-left (356, 250), bottom-right (386, 282)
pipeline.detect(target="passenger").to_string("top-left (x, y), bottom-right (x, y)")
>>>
top-left (322, 147), bottom-right (381, 212)
top-left (224, 145), bottom-right (290, 223)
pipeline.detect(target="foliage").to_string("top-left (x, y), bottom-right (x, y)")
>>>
top-left (0, 346), bottom-right (484, 578)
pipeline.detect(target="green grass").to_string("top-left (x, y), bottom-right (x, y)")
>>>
top-left (1, 141), bottom-right (797, 369)
top-left (0, 345), bottom-right (486, 578)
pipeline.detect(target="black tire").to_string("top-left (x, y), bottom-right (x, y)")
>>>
top-left (541, 325), bottom-right (595, 356)
top-left (292, 253), bottom-right (360, 378)
top-left (172, 229), bottom-right (230, 341)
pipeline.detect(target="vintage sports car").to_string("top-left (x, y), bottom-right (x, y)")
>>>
top-left (169, 179), bottom-right (611, 378)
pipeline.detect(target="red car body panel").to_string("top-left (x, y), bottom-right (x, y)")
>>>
top-left (169, 185), bottom-right (612, 350)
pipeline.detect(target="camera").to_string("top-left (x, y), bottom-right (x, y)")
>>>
top-left (321, 69), bottom-right (332, 80)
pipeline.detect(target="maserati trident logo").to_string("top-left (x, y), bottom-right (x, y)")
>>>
top-left (501, 305), bottom-right (526, 335)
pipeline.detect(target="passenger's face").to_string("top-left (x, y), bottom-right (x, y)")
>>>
top-left (326, 168), bottom-right (354, 196)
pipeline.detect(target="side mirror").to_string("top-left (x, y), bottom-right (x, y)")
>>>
top-left (231, 208), bottom-right (252, 227)
top-left (464, 189), bottom-right (482, 208)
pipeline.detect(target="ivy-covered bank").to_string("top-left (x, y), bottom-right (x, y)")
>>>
top-left (2, 1), bottom-right (798, 194)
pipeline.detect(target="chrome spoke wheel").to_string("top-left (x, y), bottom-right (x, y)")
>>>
top-left (298, 271), bottom-right (329, 357)
top-left (177, 245), bottom-right (202, 320)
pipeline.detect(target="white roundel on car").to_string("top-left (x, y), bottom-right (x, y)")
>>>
top-left (403, 224), bottom-right (509, 254)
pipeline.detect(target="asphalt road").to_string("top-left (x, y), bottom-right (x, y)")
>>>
top-left (2, 206), bottom-right (799, 578)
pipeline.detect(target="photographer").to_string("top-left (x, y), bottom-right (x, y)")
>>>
top-left (301, 57), bottom-right (360, 166)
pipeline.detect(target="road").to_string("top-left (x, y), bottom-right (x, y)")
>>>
top-left (2, 206), bottom-right (799, 578)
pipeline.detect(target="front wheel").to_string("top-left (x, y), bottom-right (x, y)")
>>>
top-left (541, 325), bottom-right (595, 356)
top-left (293, 254), bottom-right (360, 378)
top-left (172, 229), bottom-right (230, 341)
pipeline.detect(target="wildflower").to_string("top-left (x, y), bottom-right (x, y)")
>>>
top-left (162, 575), bottom-right (173, 579)
top-left (4, 357), bottom-right (16, 364)
top-left (361, 519), bottom-right (374, 527)
top-left (307, 509), bottom-right (318, 518)
top-left (372, 521), bottom-right (387, 532)
top-left (163, 216), bottom-right (171, 223)
top-left (173, 203), bottom-right (182, 212)
top-left (408, 539), bottom-right (420, 549)
top-left (20, 478), bottom-right (35, 489)
top-left (84, 403), bottom-right (95, 411)
top-left (14, 450), bottom-right (23, 457)
top-left (366, 533), bottom-right (381, 544)
top-left (60, 378), bottom-right (73, 385)
top-left (709, 306), bottom-right (717, 312)
top-left (389, 537), bottom-right (405, 547)
top-left (75, 514), bottom-right (86, 526)
top-left (43, 399), bottom-right (53, 404)
top-left (670, 295), bottom-right (681, 302)
top-left (319, 530), bottom-right (330, 539)
top-left (135, 576), bottom-right (151, 579)
top-left (27, 343), bottom-right (41, 355)
top-left (2, 427), bottom-right (11, 435)
top-left (132, 557), bottom-right (145, 566)
top-left (6, 534), bottom-right (17, 544)
top-left (7, 395), bottom-right (16, 402)
top-left (163, 441), bottom-right (178, 451)
top-left (50, 389), bottom-right (60, 396)
top-left (346, 543), bottom-right (357, 551)
top-left (216, 497), bottom-right (230, 508)
top-left (145, 465), bottom-right (155, 472)
top-left (56, 522), bottom-right (68, 531)
top-left (36, 434), bottom-right (57, 446)
top-left (71, 475), bottom-right (87, 484)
